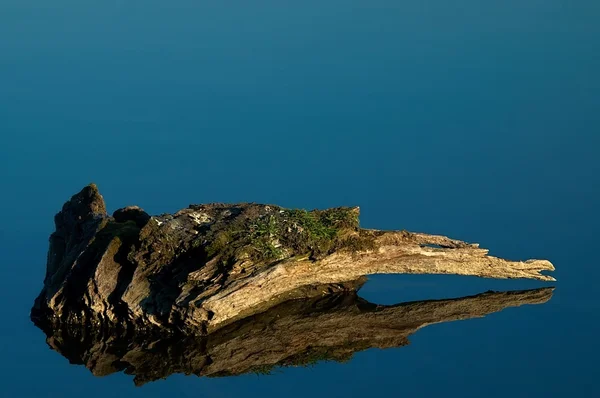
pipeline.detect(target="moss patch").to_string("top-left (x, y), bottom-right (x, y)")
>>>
top-left (96, 220), bottom-right (141, 242)
top-left (202, 205), bottom-right (373, 267)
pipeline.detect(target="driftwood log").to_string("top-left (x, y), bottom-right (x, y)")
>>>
top-left (31, 184), bottom-right (555, 334)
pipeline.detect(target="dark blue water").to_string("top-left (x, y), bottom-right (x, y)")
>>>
top-left (1, 1), bottom-right (599, 396)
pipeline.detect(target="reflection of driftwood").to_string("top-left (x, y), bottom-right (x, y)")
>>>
top-left (32, 185), bottom-right (555, 334)
top-left (33, 287), bottom-right (553, 386)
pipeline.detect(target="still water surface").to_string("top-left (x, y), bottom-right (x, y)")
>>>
top-left (1, 1), bottom-right (599, 397)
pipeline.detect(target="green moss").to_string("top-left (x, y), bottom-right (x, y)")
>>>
top-left (334, 230), bottom-right (378, 254)
top-left (288, 210), bottom-right (334, 236)
top-left (201, 205), bottom-right (370, 267)
top-left (247, 215), bottom-right (284, 260)
top-left (250, 215), bottom-right (280, 238)
top-left (96, 220), bottom-right (140, 242)
top-left (205, 230), bottom-right (234, 258)
top-left (283, 207), bottom-right (362, 259)
top-left (249, 239), bottom-right (284, 260)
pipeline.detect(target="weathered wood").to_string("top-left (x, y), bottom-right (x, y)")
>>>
top-left (203, 229), bottom-right (554, 329)
top-left (31, 185), bottom-right (555, 334)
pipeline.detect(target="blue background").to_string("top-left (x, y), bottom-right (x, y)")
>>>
top-left (1, 1), bottom-right (599, 397)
